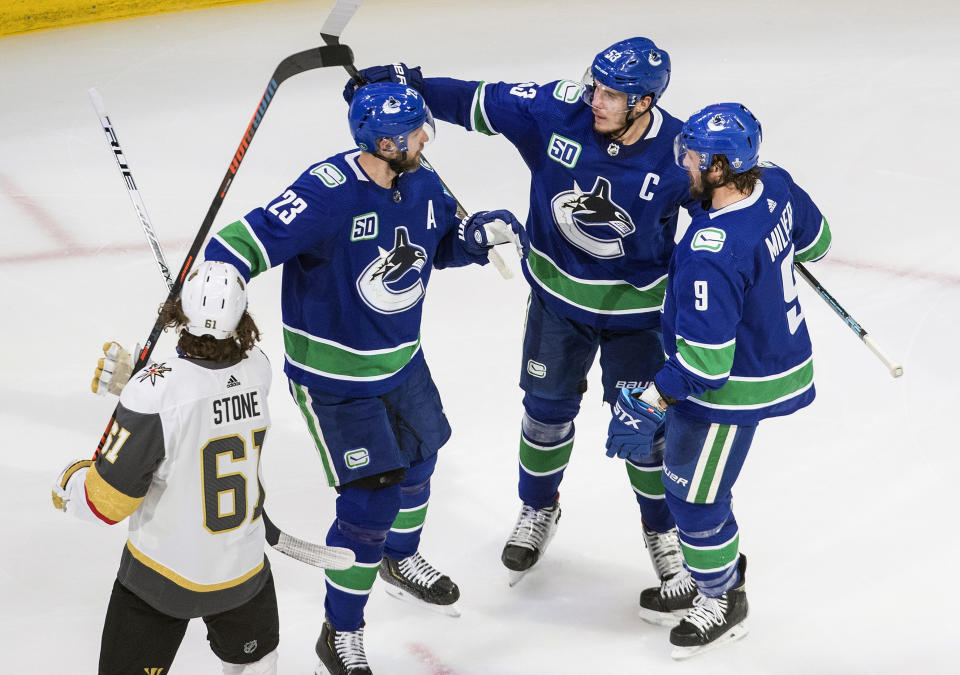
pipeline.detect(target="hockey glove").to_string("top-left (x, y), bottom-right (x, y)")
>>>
top-left (343, 63), bottom-right (425, 103)
top-left (458, 210), bottom-right (529, 258)
top-left (606, 387), bottom-right (666, 463)
top-left (51, 459), bottom-right (92, 513)
top-left (92, 341), bottom-right (132, 396)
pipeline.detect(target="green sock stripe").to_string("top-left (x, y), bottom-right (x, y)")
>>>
top-left (625, 461), bottom-right (665, 498)
top-left (391, 503), bottom-right (429, 531)
top-left (325, 561), bottom-right (380, 594)
top-left (518, 433), bottom-right (574, 476)
top-left (681, 533), bottom-right (739, 574)
top-left (291, 382), bottom-right (338, 487)
top-left (694, 425), bottom-right (731, 503)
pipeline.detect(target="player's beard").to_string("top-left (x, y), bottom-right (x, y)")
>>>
top-left (388, 150), bottom-right (422, 174)
top-left (689, 169), bottom-right (716, 205)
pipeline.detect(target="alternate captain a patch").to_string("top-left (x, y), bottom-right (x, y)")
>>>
top-left (137, 362), bottom-right (172, 386)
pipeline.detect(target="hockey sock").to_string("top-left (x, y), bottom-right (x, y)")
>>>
top-left (384, 454), bottom-right (437, 559)
top-left (517, 413), bottom-right (574, 509)
top-left (324, 484), bottom-right (401, 630)
top-left (666, 491), bottom-right (741, 597)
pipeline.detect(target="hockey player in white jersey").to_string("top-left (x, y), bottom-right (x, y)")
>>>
top-left (607, 103), bottom-right (832, 659)
top-left (53, 261), bottom-right (284, 674)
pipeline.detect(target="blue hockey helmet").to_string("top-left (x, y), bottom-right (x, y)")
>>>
top-left (582, 37), bottom-right (671, 109)
top-left (674, 103), bottom-right (762, 174)
top-left (348, 82), bottom-right (435, 154)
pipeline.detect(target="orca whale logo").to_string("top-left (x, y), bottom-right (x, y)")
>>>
top-left (356, 226), bottom-right (428, 314)
top-left (550, 176), bottom-right (635, 259)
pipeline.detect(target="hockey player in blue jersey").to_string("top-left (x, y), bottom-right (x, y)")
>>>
top-left (203, 83), bottom-right (526, 675)
top-left (345, 38), bottom-right (697, 593)
top-left (606, 103), bottom-right (832, 659)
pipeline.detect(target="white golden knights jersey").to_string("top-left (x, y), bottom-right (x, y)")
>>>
top-left (80, 348), bottom-right (273, 618)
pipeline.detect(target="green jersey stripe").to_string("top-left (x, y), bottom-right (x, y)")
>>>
top-left (391, 503), bottom-right (429, 532)
top-left (325, 561), bottom-right (381, 594)
top-left (690, 357), bottom-right (814, 410)
top-left (681, 534), bottom-right (740, 574)
top-left (283, 327), bottom-right (421, 381)
top-left (526, 247), bottom-right (667, 314)
top-left (626, 461), bottom-right (666, 498)
top-left (796, 217), bottom-right (832, 262)
top-left (675, 336), bottom-right (736, 379)
top-left (519, 434), bottom-right (574, 476)
top-left (471, 82), bottom-right (497, 136)
top-left (291, 382), bottom-right (338, 487)
top-left (215, 219), bottom-right (270, 278)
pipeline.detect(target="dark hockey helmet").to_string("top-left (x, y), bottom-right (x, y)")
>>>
top-left (674, 102), bottom-right (762, 174)
top-left (582, 37), bottom-right (671, 109)
top-left (348, 82), bottom-right (435, 154)
top-left (181, 261), bottom-right (247, 340)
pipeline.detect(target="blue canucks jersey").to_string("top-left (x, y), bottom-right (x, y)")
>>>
top-left (422, 77), bottom-right (691, 330)
top-left (654, 164), bottom-right (833, 424)
top-left (204, 149), bottom-right (485, 397)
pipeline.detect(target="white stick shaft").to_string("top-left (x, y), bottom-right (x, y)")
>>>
top-left (88, 87), bottom-right (173, 291)
top-left (488, 247), bottom-right (513, 279)
top-left (321, 0), bottom-right (363, 39)
top-left (863, 334), bottom-right (904, 378)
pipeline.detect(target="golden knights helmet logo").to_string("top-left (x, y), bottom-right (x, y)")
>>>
top-left (550, 176), bottom-right (635, 259)
top-left (356, 226), bottom-right (428, 314)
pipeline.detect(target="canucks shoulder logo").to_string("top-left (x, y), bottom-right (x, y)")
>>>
top-left (550, 176), bottom-right (635, 259)
top-left (356, 226), bottom-right (428, 314)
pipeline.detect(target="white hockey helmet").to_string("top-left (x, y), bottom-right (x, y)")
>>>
top-left (180, 261), bottom-right (247, 340)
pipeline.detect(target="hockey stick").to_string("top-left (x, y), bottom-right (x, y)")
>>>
top-left (321, 0), bottom-right (515, 279)
top-left (795, 262), bottom-right (903, 378)
top-left (93, 42), bottom-right (353, 461)
top-left (88, 88), bottom-right (355, 571)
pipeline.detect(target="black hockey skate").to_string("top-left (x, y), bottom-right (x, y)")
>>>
top-left (501, 499), bottom-right (561, 585)
top-left (315, 620), bottom-right (372, 675)
top-left (379, 552), bottom-right (461, 617)
top-left (638, 525), bottom-right (697, 626)
top-left (669, 554), bottom-right (749, 660)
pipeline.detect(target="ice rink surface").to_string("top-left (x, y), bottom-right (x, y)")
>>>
top-left (2, 0), bottom-right (958, 672)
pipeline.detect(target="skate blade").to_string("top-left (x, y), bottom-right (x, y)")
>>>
top-left (637, 607), bottom-right (685, 628)
top-left (383, 584), bottom-right (461, 617)
top-left (507, 569), bottom-right (530, 587)
top-left (670, 620), bottom-right (749, 660)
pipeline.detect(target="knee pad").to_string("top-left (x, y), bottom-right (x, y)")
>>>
top-left (665, 491), bottom-right (733, 539)
top-left (401, 454), bottom-right (437, 496)
top-left (335, 483), bottom-right (403, 546)
top-left (522, 393), bottom-right (581, 427)
top-left (221, 648), bottom-right (278, 675)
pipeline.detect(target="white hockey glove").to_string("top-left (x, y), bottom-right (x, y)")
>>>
top-left (92, 341), bottom-right (133, 396)
top-left (51, 459), bottom-right (92, 514)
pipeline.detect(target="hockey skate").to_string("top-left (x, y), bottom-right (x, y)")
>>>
top-left (379, 552), bottom-right (461, 617)
top-left (669, 555), bottom-right (749, 660)
top-left (637, 525), bottom-right (697, 626)
top-left (501, 499), bottom-right (561, 586)
top-left (315, 620), bottom-right (372, 675)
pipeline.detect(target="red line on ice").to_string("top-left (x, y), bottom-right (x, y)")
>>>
top-left (0, 172), bottom-right (78, 249)
top-left (407, 642), bottom-right (458, 675)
